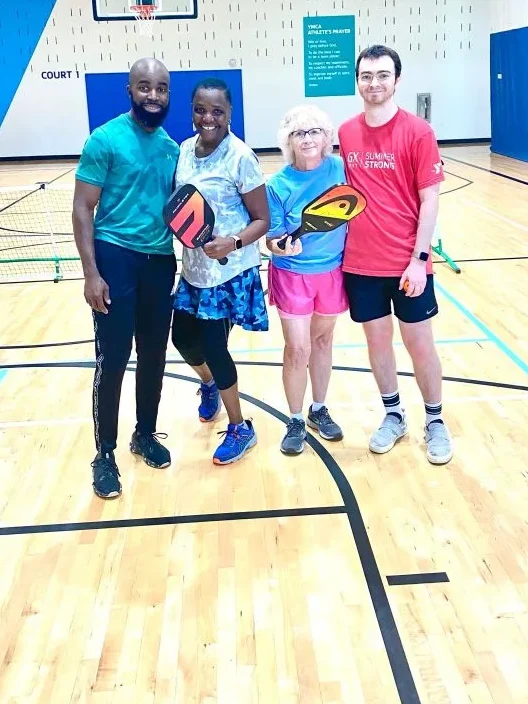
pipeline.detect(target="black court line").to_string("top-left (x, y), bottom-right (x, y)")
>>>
top-left (0, 338), bottom-right (93, 350)
top-left (441, 155), bottom-right (528, 186)
top-left (2, 358), bottom-right (528, 394)
top-left (0, 360), bottom-right (422, 703)
top-left (443, 170), bottom-right (472, 185)
top-left (166, 371), bottom-right (422, 704)
top-left (328, 365), bottom-right (528, 392)
top-left (441, 170), bottom-right (473, 196)
top-left (0, 505), bottom-right (346, 537)
top-left (387, 572), bottom-right (449, 586)
top-left (175, 360), bottom-right (527, 393)
top-left (440, 182), bottom-right (473, 196)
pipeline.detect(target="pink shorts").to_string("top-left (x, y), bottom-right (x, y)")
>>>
top-left (268, 264), bottom-right (348, 319)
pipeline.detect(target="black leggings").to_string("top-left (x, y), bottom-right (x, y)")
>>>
top-left (171, 309), bottom-right (237, 390)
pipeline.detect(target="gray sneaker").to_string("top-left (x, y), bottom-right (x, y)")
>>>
top-left (280, 418), bottom-right (307, 455)
top-left (307, 405), bottom-right (343, 441)
top-left (424, 421), bottom-right (453, 464)
top-left (369, 412), bottom-right (408, 454)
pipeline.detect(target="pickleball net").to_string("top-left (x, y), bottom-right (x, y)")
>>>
top-left (0, 183), bottom-right (81, 282)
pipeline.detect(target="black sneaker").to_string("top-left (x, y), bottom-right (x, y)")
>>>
top-left (280, 418), bottom-right (307, 455)
top-left (307, 405), bottom-right (343, 441)
top-left (129, 431), bottom-right (171, 468)
top-left (92, 450), bottom-right (121, 499)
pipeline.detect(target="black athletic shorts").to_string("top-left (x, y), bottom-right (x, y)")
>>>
top-left (344, 273), bottom-right (438, 324)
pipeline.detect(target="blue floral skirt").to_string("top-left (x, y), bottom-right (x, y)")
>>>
top-left (173, 266), bottom-right (269, 332)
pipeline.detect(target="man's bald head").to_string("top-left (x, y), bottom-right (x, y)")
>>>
top-left (127, 57), bottom-right (170, 130)
top-left (129, 57), bottom-right (169, 86)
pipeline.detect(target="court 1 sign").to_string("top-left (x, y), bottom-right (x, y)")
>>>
top-left (41, 70), bottom-right (80, 80)
top-left (303, 15), bottom-right (355, 98)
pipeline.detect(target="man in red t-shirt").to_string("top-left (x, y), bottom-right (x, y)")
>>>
top-left (338, 44), bottom-right (452, 465)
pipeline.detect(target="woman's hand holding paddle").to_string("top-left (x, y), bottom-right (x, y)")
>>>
top-left (267, 236), bottom-right (303, 257)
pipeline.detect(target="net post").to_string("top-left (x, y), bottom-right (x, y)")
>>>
top-left (40, 183), bottom-right (64, 282)
top-left (431, 222), bottom-right (461, 274)
top-left (432, 238), bottom-right (461, 274)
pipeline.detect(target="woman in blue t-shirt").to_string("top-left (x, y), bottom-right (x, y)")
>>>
top-left (266, 105), bottom-right (347, 456)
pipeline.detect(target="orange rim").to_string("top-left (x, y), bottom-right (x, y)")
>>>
top-left (130, 5), bottom-right (157, 17)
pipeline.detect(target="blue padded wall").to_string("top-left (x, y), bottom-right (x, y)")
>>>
top-left (85, 69), bottom-right (244, 145)
top-left (490, 27), bottom-right (528, 162)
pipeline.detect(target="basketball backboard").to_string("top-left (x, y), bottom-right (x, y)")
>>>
top-left (92, 0), bottom-right (198, 21)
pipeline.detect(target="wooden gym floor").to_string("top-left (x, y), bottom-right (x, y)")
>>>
top-left (1, 145), bottom-right (528, 703)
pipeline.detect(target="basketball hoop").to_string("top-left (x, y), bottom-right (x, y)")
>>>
top-left (130, 4), bottom-right (157, 36)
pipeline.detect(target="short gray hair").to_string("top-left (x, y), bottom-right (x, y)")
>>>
top-left (277, 104), bottom-right (335, 165)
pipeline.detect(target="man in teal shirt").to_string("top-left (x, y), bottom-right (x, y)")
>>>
top-left (73, 57), bottom-right (180, 499)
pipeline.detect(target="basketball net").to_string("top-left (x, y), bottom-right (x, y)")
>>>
top-left (130, 5), bottom-right (157, 36)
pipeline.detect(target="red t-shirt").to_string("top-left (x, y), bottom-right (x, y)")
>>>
top-left (338, 108), bottom-right (444, 277)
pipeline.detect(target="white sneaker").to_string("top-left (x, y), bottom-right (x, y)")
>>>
top-left (369, 412), bottom-right (408, 454)
top-left (424, 421), bottom-right (453, 464)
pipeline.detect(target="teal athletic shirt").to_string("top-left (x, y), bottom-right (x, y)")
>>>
top-left (75, 113), bottom-right (180, 255)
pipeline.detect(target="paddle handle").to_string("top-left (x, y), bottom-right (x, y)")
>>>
top-left (277, 224), bottom-right (303, 250)
top-left (219, 256), bottom-right (228, 265)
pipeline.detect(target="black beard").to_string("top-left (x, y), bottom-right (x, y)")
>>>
top-left (130, 97), bottom-right (170, 128)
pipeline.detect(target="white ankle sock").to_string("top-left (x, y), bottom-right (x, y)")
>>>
top-left (425, 401), bottom-right (443, 426)
top-left (381, 391), bottom-right (403, 419)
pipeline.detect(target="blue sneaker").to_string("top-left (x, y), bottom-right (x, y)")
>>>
top-left (213, 419), bottom-right (257, 465)
top-left (197, 381), bottom-right (221, 422)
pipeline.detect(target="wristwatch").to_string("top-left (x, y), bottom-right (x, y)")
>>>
top-left (412, 250), bottom-right (429, 262)
top-left (230, 235), bottom-right (243, 250)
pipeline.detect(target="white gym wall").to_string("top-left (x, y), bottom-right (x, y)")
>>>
top-left (0, 0), bottom-right (491, 158)
top-left (491, 0), bottom-right (528, 33)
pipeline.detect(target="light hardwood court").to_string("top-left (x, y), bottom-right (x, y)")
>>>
top-left (1, 145), bottom-right (528, 703)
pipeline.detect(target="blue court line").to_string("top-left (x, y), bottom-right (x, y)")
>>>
top-left (435, 281), bottom-right (528, 376)
top-left (226, 337), bottom-right (488, 356)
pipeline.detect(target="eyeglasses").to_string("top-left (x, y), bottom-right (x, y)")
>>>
top-left (289, 127), bottom-right (325, 140)
top-left (358, 71), bottom-right (394, 83)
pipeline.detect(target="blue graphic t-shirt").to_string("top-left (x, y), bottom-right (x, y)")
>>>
top-left (266, 154), bottom-right (348, 274)
top-left (76, 113), bottom-right (180, 255)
